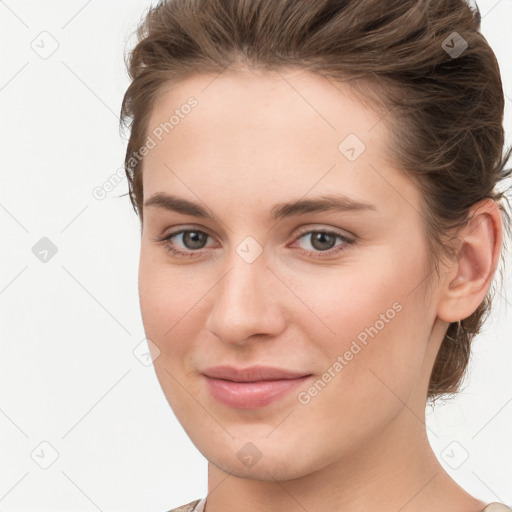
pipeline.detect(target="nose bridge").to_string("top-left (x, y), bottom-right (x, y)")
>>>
top-left (205, 242), bottom-right (284, 344)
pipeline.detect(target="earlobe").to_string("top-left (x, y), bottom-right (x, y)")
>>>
top-left (437, 199), bottom-right (502, 323)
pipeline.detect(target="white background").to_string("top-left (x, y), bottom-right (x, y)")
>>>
top-left (0, 0), bottom-right (511, 511)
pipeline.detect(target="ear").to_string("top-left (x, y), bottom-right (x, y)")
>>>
top-left (436, 198), bottom-right (503, 323)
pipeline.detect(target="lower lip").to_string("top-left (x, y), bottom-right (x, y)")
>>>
top-left (204, 375), bottom-right (313, 409)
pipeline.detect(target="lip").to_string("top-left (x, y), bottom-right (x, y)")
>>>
top-left (202, 365), bottom-right (311, 382)
top-left (202, 365), bottom-right (313, 409)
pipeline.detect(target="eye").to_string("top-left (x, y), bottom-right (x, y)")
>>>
top-left (158, 229), bottom-right (215, 259)
top-left (156, 227), bottom-right (354, 259)
top-left (291, 228), bottom-right (354, 258)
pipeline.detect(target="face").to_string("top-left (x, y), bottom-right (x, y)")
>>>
top-left (138, 68), bottom-right (444, 481)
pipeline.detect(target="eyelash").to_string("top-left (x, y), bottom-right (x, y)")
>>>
top-left (157, 227), bottom-right (354, 259)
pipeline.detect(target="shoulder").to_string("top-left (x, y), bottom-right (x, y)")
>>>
top-left (163, 498), bottom-right (202, 512)
top-left (482, 503), bottom-right (512, 512)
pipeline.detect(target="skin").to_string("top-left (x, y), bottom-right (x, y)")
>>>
top-left (138, 67), bottom-right (502, 512)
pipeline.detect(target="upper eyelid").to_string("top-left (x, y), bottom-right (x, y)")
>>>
top-left (162, 224), bottom-right (351, 237)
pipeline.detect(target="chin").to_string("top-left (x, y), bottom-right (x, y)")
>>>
top-left (208, 447), bottom-right (321, 482)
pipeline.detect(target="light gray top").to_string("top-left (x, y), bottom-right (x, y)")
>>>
top-left (166, 498), bottom-right (512, 512)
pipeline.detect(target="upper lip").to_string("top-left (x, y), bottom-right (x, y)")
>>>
top-left (202, 365), bottom-right (312, 382)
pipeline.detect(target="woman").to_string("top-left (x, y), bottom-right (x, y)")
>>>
top-left (120, 0), bottom-right (511, 510)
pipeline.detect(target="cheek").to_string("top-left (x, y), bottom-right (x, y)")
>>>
top-left (138, 247), bottom-right (214, 368)
top-left (138, 249), bottom-right (186, 345)
top-left (138, 259), bottom-right (167, 339)
top-left (138, 253), bottom-right (202, 404)
top-left (290, 288), bottom-right (429, 450)
top-left (296, 247), bottom-right (431, 394)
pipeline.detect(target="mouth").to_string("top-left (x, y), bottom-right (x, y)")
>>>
top-left (202, 365), bottom-right (312, 382)
top-left (202, 365), bottom-right (313, 409)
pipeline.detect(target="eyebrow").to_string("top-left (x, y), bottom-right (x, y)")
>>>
top-left (143, 192), bottom-right (377, 221)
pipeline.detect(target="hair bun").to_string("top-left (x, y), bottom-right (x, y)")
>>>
top-left (465, 0), bottom-right (482, 29)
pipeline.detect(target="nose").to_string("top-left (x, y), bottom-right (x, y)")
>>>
top-left (204, 248), bottom-right (287, 346)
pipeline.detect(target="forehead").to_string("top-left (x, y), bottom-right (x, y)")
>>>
top-left (142, 69), bottom-right (419, 220)
top-left (147, 68), bottom-right (387, 154)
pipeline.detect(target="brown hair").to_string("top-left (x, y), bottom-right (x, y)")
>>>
top-left (120, 0), bottom-right (512, 400)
